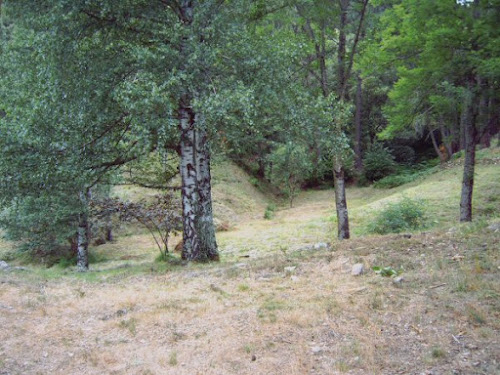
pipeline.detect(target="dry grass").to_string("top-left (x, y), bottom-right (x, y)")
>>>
top-left (0, 151), bottom-right (499, 374)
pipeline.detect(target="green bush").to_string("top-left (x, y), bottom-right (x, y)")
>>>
top-left (363, 143), bottom-right (396, 181)
top-left (388, 145), bottom-right (416, 165)
top-left (367, 197), bottom-right (428, 234)
top-left (263, 203), bottom-right (276, 220)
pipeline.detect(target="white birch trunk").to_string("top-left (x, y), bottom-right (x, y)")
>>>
top-left (194, 117), bottom-right (219, 261)
top-left (76, 189), bottom-right (90, 271)
top-left (179, 96), bottom-right (200, 260)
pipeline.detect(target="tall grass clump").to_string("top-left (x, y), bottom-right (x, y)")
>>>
top-left (368, 197), bottom-right (428, 234)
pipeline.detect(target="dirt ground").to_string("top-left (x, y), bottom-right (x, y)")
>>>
top-left (1, 216), bottom-right (499, 374)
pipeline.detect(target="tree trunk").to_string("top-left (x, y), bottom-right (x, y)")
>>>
top-left (354, 74), bottom-right (363, 172)
top-left (194, 119), bottom-right (219, 261)
top-left (459, 106), bottom-right (467, 151)
top-left (460, 84), bottom-right (477, 222)
top-left (439, 124), bottom-right (453, 159)
top-left (337, 0), bottom-right (349, 98)
top-left (105, 213), bottom-right (113, 242)
top-left (178, 95), bottom-right (200, 260)
top-left (76, 189), bottom-right (91, 271)
top-left (430, 129), bottom-right (446, 163)
top-left (333, 158), bottom-right (350, 240)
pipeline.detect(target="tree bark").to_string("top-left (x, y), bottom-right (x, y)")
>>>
top-left (77, 189), bottom-right (91, 271)
top-left (194, 117), bottom-right (219, 261)
top-left (178, 94), bottom-right (200, 260)
top-left (460, 83), bottom-right (477, 222)
top-left (333, 158), bottom-right (350, 240)
top-left (354, 74), bottom-right (363, 172)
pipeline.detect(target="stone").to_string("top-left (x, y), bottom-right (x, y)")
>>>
top-left (290, 276), bottom-right (299, 282)
top-left (0, 261), bottom-right (9, 270)
top-left (487, 222), bottom-right (500, 232)
top-left (311, 346), bottom-right (323, 355)
top-left (284, 266), bottom-right (296, 275)
top-left (393, 276), bottom-right (404, 285)
top-left (313, 243), bottom-right (328, 250)
top-left (351, 263), bottom-right (364, 276)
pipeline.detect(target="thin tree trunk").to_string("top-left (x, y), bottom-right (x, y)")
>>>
top-left (333, 157), bottom-right (350, 240)
top-left (460, 83), bottom-right (477, 222)
top-left (430, 129), bottom-right (446, 163)
top-left (439, 124), bottom-right (453, 159)
top-left (178, 95), bottom-right (200, 260)
top-left (105, 212), bottom-right (113, 242)
top-left (337, 0), bottom-right (349, 98)
top-left (354, 74), bottom-right (363, 172)
top-left (77, 189), bottom-right (91, 271)
top-left (460, 106), bottom-right (467, 151)
top-left (194, 119), bottom-right (219, 261)
top-left (333, 0), bottom-right (352, 241)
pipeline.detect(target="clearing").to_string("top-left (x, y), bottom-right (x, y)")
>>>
top-left (1, 149), bottom-right (499, 375)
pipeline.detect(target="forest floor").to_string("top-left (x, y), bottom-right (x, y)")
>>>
top-left (1, 148), bottom-right (499, 375)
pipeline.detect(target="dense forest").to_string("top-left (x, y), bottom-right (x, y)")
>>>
top-left (0, 0), bottom-right (499, 271)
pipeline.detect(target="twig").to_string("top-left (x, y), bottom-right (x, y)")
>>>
top-left (428, 283), bottom-right (447, 289)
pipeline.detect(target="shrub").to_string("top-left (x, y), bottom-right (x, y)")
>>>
top-left (368, 197), bottom-right (427, 234)
top-left (388, 145), bottom-right (416, 164)
top-left (267, 143), bottom-right (312, 207)
top-left (263, 203), bottom-right (276, 220)
top-left (363, 143), bottom-right (396, 181)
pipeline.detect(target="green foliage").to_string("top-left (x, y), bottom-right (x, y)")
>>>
top-left (388, 145), bottom-right (416, 165)
top-left (372, 266), bottom-right (399, 277)
top-left (363, 143), bottom-right (396, 181)
top-left (367, 197), bottom-right (428, 234)
top-left (267, 143), bottom-right (312, 207)
top-left (263, 203), bottom-right (276, 220)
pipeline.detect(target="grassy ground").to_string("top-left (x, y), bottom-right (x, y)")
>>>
top-left (0, 148), bottom-right (499, 374)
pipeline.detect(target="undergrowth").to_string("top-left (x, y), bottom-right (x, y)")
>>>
top-left (367, 196), bottom-right (428, 234)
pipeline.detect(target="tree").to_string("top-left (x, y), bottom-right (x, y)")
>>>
top-left (268, 142), bottom-right (312, 207)
top-left (369, 0), bottom-right (500, 222)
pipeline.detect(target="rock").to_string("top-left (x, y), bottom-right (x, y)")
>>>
top-left (290, 276), bottom-right (299, 282)
top-left (487, 222), bottom-right (500, 232)
top-left (313, 243), bottom-right (328, 250)
top-left (284, 266), bottom-right (296, 275)
top-left (0, 261), bottom-right (10, 270)
top-left (234, 263), bottom-right (247, 269)
top-left (393, 276), bottom-right (404, 285)
top-left (351, 263), bottom-right (364, 276)
top-left (251, 354), bottom-right (256, 361)
top-left (311, 346), bottom-right (323, 355)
